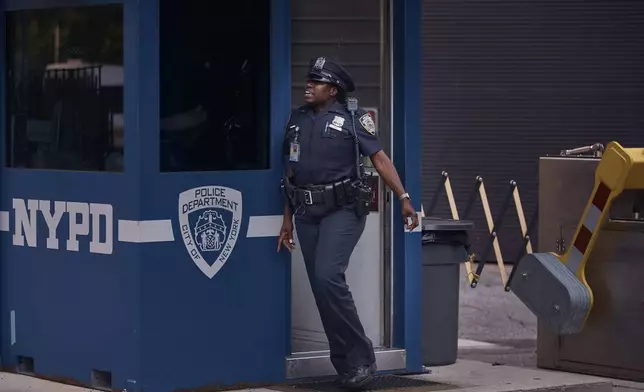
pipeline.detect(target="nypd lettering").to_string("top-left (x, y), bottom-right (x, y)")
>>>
top-left (178, 186), bottom-right (243, 279)
top-left (12, 198), bottom-right (113, 254)
top-left (5, 188), bottom-right (249, 279)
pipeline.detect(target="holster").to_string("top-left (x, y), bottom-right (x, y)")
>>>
top-left (281, 177), bottom-right (297, 208)
top-left (352, 180), bottom-right (372, 217)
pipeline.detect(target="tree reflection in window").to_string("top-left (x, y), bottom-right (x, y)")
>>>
top-left (5, 5), bottom-right (124, 171)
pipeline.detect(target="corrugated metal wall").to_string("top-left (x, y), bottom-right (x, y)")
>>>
top-left (420, 0), bottom-right (644, 261)
top-left (290, 0), bottom-right (382, 109)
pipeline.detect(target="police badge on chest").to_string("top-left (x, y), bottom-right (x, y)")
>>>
top-left (324, 115), bottom-right (346, 137)
top-left (329, 115), bottom-right (345, 131)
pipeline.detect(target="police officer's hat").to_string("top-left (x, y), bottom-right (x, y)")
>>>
top-left (307, 57), bottom-right (355, 93)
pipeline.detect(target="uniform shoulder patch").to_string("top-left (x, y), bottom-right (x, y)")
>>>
top-left (358, 112), bottom-right (376, 135)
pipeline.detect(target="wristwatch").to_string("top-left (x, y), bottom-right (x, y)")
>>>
top-left (399, 192), bottom-right (410, 201)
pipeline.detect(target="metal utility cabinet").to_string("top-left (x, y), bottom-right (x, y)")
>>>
top-left (536, 155), bottom-right (644, 382)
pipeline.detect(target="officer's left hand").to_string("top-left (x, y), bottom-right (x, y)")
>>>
top-left (402, 199), bottom-right (419, 231)
top-left (277, 218), bottom-right (296, 252)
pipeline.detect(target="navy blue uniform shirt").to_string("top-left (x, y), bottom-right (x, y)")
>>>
top-left (283, 101), bottom-right (382, 186)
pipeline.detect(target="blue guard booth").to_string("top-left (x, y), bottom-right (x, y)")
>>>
top-left (0, 0), bottom-right (422, 390)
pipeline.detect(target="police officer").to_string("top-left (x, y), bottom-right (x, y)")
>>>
top-left (277, 57), bottom-right (419, 389)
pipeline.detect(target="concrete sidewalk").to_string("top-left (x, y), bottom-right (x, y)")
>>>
top-left (417, 359), bottom-right (613, 392)
top-left (0, 359), bottom-right (629, 392)
top-left (0, 371), bottom-right (99, 392)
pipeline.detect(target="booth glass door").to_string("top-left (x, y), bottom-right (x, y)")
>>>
top-left (135, 0), bottom-right (292, 388)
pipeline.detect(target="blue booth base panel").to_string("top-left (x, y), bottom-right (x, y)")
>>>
top-left (0, 172), bottom-right (141, 391)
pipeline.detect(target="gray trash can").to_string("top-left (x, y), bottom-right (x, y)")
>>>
top-left (421, 217), bottom-right (474, 366)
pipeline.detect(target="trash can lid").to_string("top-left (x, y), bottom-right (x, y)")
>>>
top-left (422, 217), bottom-right (475, 231)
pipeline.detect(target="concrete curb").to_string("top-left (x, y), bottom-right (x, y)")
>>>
top-left (454, 381), bottom-right (612, 392)
top-left (0, 360), bottom-right (620, 392)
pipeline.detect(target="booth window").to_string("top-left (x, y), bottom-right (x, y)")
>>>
top-left (4, 5), bottom-right (124, 172)
top-left (159, 0), bottom-right (270, 172)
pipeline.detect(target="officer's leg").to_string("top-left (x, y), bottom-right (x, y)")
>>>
top-left (313, 206), bottom-right (376, 372)
top-left (294, 214), bottom-right (351, 375)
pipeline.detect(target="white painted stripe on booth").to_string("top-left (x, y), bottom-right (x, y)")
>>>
top-left (0, 211), bottom-right (9, 232)
top-left (247, 211), bottom-right (423, 237)
top-left (247, 215), bottom-right (282, 238)
top-left (246, 212), bottom-right (423, 238)
top-left (118, 220), bottom-right (175, 243)
top-left (0, 210), bottom-right (421, 240)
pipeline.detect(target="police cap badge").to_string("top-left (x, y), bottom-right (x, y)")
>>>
top-left (307, 56), bottom-right (356, 92)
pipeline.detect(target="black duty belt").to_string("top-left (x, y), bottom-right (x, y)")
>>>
top-left (293, 178), bottom-right (355, 206)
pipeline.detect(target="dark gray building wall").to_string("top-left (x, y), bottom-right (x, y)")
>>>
top-left (290, 0), bottom-right (382, 110)
top-left (420, 0), bottom-right (644, 261)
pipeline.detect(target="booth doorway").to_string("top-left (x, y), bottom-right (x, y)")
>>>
top-left (286, 0), bottom-right (403, 379)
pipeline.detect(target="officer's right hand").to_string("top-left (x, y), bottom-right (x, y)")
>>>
top-left (277, 218), bottom-right (296, 252)
top-left (402, 198), bottom-right (419, 232)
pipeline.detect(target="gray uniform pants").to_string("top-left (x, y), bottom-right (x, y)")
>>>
top-left (294, 203), bottom-right (376, 374)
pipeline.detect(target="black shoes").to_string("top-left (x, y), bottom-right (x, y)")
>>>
top-left (339, 364), bottom-right (376, 390)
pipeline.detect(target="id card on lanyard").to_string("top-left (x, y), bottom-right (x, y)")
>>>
top-left (289, 126), bottom-right (300, 162)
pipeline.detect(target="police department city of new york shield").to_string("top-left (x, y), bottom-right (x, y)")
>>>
top-left (178, 186), bottom-right (243, 279)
